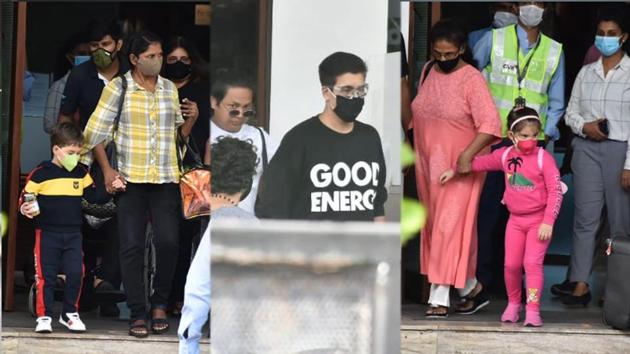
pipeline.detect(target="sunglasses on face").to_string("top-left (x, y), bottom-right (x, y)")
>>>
top-left (222, 104), bottom-right (256, 118)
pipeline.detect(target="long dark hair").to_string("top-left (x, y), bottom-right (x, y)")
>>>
top-left (428, 18), bottom-right (476, 66)
top-left (162, 36), bottom-right (209, 82)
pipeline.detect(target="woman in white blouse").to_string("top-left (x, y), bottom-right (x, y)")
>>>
top-left (563, 7), bottom-right (630, 307)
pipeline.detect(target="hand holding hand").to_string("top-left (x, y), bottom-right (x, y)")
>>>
top-left (440, 169), bottom-right (456, 185)
top-left (104, 167), bottom-right (126, 194)
top-left (111, 176), bottom-right (127, 192)
top-left (456, 151), bottom-right (473, 175)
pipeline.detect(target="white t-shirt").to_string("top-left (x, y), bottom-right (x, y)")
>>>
top-left (210, 120), bottom-right (278, 214)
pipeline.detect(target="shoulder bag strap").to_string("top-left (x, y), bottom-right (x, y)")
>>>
top-left (256, 126), bottom-right (269, 170)
top-left (113, 76), bottom-right (127, 135)
top-left (420, 60), bottom-right (436, 86)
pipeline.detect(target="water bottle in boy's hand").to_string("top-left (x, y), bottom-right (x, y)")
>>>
top-left (21, 193), bottom-right (40, 218)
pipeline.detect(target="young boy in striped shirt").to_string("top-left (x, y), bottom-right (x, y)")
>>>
top-left (20, 123), bottom-right (92, 333)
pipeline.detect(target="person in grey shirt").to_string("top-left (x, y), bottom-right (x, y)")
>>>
top-left (178, 137), bottom-right (258, 354)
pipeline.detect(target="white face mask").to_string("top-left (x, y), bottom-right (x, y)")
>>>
top-left (519, 5), bottom-right (544, 28)
top-left (493, 11), bottom-right (518, 28)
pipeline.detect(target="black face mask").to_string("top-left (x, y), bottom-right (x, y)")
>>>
top-left (334, 95), bottom-right (364, 123)
top-left (436, 56), bottom-right (459, 73)
top-left (164, 61), bottom-right (192, 80)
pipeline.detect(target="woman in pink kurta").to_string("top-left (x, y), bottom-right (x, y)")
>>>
top-left (410, 19), bottom-right (502, 317)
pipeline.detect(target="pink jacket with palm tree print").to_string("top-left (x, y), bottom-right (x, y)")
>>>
top-left (471, 146), bottom-right (563, 226)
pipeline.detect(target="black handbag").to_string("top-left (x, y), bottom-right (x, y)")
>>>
top-left (82, 76), bottom-right (127, 223)
top-left (603, 236), bottom-right (630, 330)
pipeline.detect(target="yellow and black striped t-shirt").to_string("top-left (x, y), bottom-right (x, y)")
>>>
top-left (21, 161), bottom-right (93, 232)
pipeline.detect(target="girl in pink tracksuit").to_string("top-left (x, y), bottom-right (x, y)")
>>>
top-left (441, 106), bottom-right (563, 327)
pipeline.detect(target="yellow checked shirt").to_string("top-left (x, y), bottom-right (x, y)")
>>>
top-left (81, 71), bottom-right (184, 184)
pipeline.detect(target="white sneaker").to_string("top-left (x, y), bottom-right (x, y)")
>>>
top-left (35, 316), bottom-right (52, 333)
top-left (59, 312), bottom-right (86, 332)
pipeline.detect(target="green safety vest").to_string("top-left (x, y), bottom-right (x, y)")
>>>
top-left (484, 25), bottom-right (562, 138)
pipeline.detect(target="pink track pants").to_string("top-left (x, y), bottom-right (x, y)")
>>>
top-left (504, 212), bottom-right (551, 312)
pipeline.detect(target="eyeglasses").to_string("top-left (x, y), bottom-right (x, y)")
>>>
top-left (222, 104), bottom-right (256, 118)
top-left (329, 84), bottom-right (369, 99)
top-left (166, 56), bottom-right (192, 65)
top-left (431, 50), bottom-right (460, 61)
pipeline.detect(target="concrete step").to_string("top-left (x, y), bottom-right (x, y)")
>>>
top-left (401, 321), bottom-right (630, 354)
top-left (2, 328), bottom-right (210, 354)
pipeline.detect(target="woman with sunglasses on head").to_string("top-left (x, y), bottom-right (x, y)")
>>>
top-left (410, 19), bottom-right (502, 318)
top-left (210, 69), bottom-right (278, 215)
top-left (161, 36), bottom-right (210, 319)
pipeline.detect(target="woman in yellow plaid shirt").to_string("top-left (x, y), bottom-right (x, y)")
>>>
top-left (81, 31), bottom-right (199, 338)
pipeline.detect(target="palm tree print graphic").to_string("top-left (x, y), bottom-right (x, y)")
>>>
top-left (507, 157), bottom-right (522, 184)
top-left (506, 156), bottom-right (534, 187)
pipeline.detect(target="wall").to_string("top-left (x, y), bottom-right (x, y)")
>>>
top-left (268, 0), bottom-right (401, 220)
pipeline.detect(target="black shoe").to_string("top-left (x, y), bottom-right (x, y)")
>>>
top-left (99, 303), bottom-right (120, 317)
top-left (562, 291), bottom-right (592, 307)
top-left (93, 280), bottom-right (126, 304)
top-left (551, 280), bottom-right (576, 297)
top-left (456, 288), bottom-right (490, 315)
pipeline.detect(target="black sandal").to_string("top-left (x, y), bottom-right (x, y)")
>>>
top-left (129, 319), bottom-right (149, 338)
top-left (425, 305), bottom-right (449, 318)
top-left (151, 308), bottom-right (170, 334)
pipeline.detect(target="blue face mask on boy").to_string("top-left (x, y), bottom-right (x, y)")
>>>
top-left (594, 36), bottom-right (622, 57)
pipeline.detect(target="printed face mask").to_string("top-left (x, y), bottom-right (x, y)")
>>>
top-left (92, 48), bottom-right (115, 69)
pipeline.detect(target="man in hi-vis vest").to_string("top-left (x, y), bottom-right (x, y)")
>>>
top-left (472, 2), bottom-right (565, 295)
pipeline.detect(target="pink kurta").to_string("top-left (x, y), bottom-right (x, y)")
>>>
top-left (411, 63), bottom-right (501, 289)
